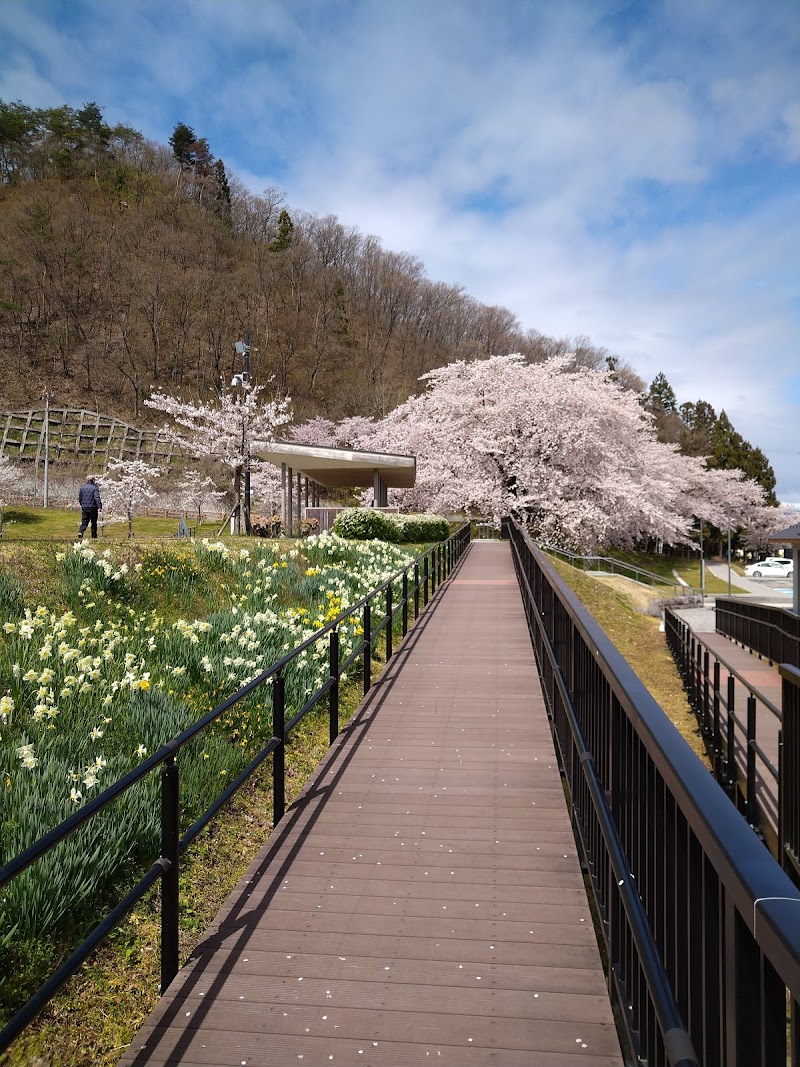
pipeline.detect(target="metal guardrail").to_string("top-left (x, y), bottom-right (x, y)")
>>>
top-left (782, 666), bottom-right (800, 888)
top-left (506, 516), bottom-right (800, 1067)
top-left (0, 524), bottom-right (471, 1053)
top-left (716, 597), bottom-right (800, 668)
top-left (539, 542), bottom-right (691, 597)
top-left (664, 609), bottom-right (782, 843)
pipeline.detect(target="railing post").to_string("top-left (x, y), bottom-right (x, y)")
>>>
top-left (363, 601), bottom-right (372, 694)
top-left (402, 571), bottom-right (408, 637)
top-left (726, 674), bottom-right (736, 795)
top-left (423, 555), bottom-right (429, 606)
top-left (414, 562), bottom-right (420, 618)
top-left (160, 754), bottom-right (180, 993)
top-left (746, 694), bottom-right (757, 826)
top-left (779, 665), bottom-right (800, 887)
top-left (329, 630), bottom-right (340, 746)
top-left (713, 660), bottom-right (722, 778)
top-left (702, 649), bottom-right (710, 735)
top-left (385, 584), bottom-right (393, 661)
top-left (273, 673), bottom-right (285, 825)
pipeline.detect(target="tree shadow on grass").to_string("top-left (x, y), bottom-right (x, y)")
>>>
top-left (2, 509), bottom-right (44, 527)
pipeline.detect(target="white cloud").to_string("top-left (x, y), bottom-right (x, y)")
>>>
top-left (2, 0), bottom-right (797, 498)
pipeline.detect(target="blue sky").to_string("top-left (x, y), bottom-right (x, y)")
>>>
top-left (2, 0), bottom-right (799, 501)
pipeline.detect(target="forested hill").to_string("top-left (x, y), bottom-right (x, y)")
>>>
top-left (0, 99), bottom-right (777, 503)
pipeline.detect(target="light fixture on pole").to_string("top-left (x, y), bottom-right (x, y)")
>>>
top-left (42, 392), bottom-right (55, 508)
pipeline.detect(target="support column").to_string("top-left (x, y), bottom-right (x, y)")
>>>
top-left (281, 463), bottom-right (287, 535)
top-left (296, 473), bottom-right (302, 534)
top-left (287, 466), bottom-right (293, 537)
top-left (373, 470), bottom-right (388, 508)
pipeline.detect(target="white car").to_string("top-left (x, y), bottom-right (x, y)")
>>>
top-left (745, 559), bottom-right (794, 578)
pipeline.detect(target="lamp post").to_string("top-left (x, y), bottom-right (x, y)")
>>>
top-left (727, 517), bottom-right (732, 597)
top-left (42, 391), bottom-right (54, 508)
top-left (232, 335), bottom-right (252, 535)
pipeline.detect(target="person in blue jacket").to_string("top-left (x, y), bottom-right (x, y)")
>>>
top-left (77, 475), bottom-right (102, 539)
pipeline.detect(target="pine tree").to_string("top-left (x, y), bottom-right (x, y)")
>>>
top-left (168, 122), bottom-right (197, 167)
top-left (708, 411), bottom-right (778, 505)
top-left (269, 210), bottom-right (294, 251)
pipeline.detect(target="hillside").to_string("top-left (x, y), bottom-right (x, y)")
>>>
top-left (0, 101), bottom-right (626, 429)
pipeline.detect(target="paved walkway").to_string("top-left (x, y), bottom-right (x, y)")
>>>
top-left (119, 542), bottom-right (623, 1067)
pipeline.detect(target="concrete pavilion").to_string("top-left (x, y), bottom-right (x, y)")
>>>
top-left (252, 440), bottom-right (416, 533)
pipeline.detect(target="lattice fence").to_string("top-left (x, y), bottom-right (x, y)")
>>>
top-left (0, 409), bottom-right (178, 468)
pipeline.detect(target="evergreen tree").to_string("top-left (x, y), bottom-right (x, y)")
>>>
top-left (169, 122), bottom-right (197, 167)
top-left (678, 400), bottom-right (716, 456)
top-left (646, 372), bottom-right (680, 443)
top-left (213, 159), bottom-right (232, 225)
top-left (269, 209), bottom-right (294, 251)
top-left (708, 411), bottom-right (778, 505)
top-left (647, 372), bottom-right (677, 413)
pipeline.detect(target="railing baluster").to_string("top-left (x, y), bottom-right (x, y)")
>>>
top-left (402, 571), bottom-right (408, 636)
top-left (160, 754), bottom-right (180, 993)
top-left (726, 674), bottom-right (736, 796)
top-left (746, 694), bottom-right (757, 826)
top-left (329, 630), bottom-right (339, 745)
top-left (363, 600), bottom-right (372, 693)
top-left (386, 584), bottom-right (393, 661)
top-left (273, 673), bottom-right (285, 824)
top-left (713, 660), bottom-right (721, 778)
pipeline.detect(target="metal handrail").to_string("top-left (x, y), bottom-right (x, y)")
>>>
top-left (506, 516), bottom-right (800, 1067)
top-left (0, 524), bottom-right (471, 1052)
top-left (664, 609), bottom-right (782, 840)
top-left (538, 541), bottom-right (691, 596)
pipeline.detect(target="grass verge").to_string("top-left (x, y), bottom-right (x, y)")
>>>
top-left (548, 558), bottom-right (708, 763)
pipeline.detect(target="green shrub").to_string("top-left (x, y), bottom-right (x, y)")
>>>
top-left (332, 509), bottom-right (450, 543)
top-left (396, 514), bottom-right (450, 543)
top-left (332, 508), bottom-right (400, 541)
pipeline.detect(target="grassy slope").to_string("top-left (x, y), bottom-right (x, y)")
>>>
top-left (548, 557), bottom-right (707, 762)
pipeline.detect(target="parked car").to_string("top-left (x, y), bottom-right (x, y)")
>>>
top-left (744, 559), bottom-right (794, 578)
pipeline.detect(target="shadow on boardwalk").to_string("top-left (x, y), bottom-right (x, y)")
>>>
top-left (119, 542), bottom-right (623, 1067)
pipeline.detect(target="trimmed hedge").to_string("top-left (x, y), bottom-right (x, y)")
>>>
top-left (332, 509), bottom-right (450, 544)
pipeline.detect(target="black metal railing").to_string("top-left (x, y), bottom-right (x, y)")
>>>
top-left (507, 517), bottom-right (800, 1067)
top-left (664, 608), bottom-right (782, 844)
top-left (0, 524), bottom-right (471, 1053)
top-left (539, 543), bottom-right (691, 597)
top-left (717, 597), bottom-right (800, 667)
top-left (781, 665), bottom-right (800, 888)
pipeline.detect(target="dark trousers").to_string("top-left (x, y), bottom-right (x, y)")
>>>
top-left (78, 507), bottom-right (99, 539)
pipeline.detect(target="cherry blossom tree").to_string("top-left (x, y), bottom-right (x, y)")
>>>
top-left (145, 384), bottom-right (291, 533)
top-left (101, 460), bottom-right (161, 539)
top-left (174, 470), bottom-right (226, 526)
top-left (339, 354), bottom-right (766, 551)
top-left (0, 454), bottom-right (21, 503)
top-left (0, 454), bottom-right (22, 532)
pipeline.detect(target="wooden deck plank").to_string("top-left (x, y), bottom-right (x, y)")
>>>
top-left (119, 542), bottom-right (623, 1067)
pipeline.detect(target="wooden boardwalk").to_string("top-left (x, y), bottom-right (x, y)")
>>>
top-left (119, 541), bottom-right (623, 1067)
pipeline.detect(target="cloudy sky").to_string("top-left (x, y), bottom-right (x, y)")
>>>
top-left (3, 0), bottom-right (799, 500)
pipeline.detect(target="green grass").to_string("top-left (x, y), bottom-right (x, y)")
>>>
top-left (0, 505), bottom-right (224, 541)
top-left (601, 547), bottom-right (748, 595)
top-left (548, 557), bottom-right (708, 763)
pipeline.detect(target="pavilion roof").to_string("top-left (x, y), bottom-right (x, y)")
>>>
top-left (252, 440), bottom-right (416, 489)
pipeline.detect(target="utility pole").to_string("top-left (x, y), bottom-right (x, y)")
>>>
top-left (42, 392), bottom-right (54, 508)
top-left (233, 335), bottom-right (252, 535)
